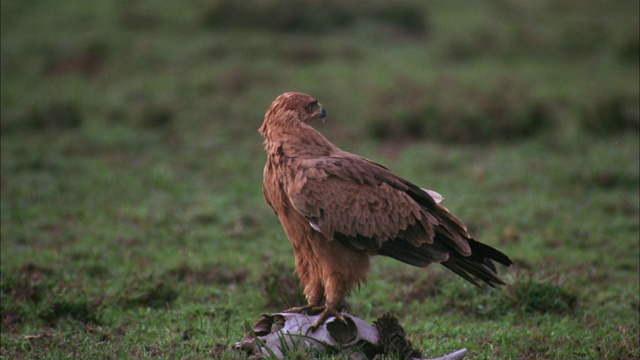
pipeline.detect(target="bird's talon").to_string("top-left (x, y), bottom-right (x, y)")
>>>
top-left (284, 306), bottom-right (309, 314)
top-left (309, 307), bottom-right (344, 331)
top-left (284, 305), bottom-right (325, 316)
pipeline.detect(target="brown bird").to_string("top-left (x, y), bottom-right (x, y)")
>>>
top-left (259, 92), bottom-right (512, 330)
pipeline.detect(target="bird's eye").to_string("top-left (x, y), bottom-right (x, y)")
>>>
top-left (307, 100), bottom-right (318, 110)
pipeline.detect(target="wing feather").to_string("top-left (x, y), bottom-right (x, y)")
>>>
top-left (286, 155), bottom-right (471, 262)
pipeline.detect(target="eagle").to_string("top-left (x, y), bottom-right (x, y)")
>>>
top-left (259, 92), bottom-right (512, 330)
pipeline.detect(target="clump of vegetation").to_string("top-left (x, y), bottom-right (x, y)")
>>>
top-left (107, 97), bottom-right (176, 129)
top-left (500, 280), bottom-right (578, 314)
top-left (120, 279), bottom-right (179, 309)
top-left (389, 269), bottom-right (443, 302)
top-left (1, 264), bottom-right (54, 304)
top-left (572, 169), bottom-right (640, 191)
top-left (168, 262), bottom-right (248, 285)
top-left (45, 42), bottom-right (108, 77)
top-left (2, 263), bottom-right (105, 329)
top-left (617, 30), bottom-right (640, 64)
top-left (260, 260), bottom-right (305, 311)
top-left (38, 300), bottom-right (103, 326)
top-left (1, 101), bottom-right (83, 134)
top-left (581, 94), bottom-right (639, 135)
top-left (369, 77), bottom-right (553, 143)
top-left (202, 0), bottom-right (427, 35)
top-left (1, 264), bottom-right (53, 330)
top-left (374, 313), bottom-right (422, 359)
top-left (441, 1), bottom-right (637, 62)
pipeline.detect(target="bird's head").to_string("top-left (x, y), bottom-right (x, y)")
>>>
top-left (259, 92), bottom-right (326, 138)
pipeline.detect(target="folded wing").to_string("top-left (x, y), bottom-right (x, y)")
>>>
top-left (285, 154), bottom-right (511, 287)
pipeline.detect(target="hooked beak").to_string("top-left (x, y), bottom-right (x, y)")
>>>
top-left (320, 105), bottom-right (327, 123)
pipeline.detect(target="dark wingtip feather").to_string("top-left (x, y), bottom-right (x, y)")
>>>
top-left (468, 238), bottom-right (513, 268)
top-left (441, 239), bottom-right (512, 288)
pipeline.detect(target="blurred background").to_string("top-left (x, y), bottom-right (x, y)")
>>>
top-left (2, 1), bottom-right (638, 144)
top-left (1, 0), bottom-right (639, 358)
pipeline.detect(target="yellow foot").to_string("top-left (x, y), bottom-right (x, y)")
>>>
top-left (283, 306), bottom-right (347, 332)
top-left (310, 306), bottom-right (346, 332)
top-left (283, 305), bottom-right (325, 315)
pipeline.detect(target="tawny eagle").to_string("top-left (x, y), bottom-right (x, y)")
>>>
top-left (259, 92), bottom-right (512, 329)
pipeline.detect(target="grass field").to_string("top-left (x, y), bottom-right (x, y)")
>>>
top-left (1, 1), bottom-right (639, 359)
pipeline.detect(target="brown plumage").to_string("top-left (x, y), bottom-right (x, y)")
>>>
top-left (259, 92), bottom-right (512, 329)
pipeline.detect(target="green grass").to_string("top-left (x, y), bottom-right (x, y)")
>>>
top-left (1, 0), bottom-right (638, 359)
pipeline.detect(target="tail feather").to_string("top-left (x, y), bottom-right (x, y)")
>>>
top-left (441, 238), bottom-right (512, 288)
top-left (467, 238), bottom-right (513, 268)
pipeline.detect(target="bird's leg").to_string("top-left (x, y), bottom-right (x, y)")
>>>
top-left (284, 278), bottom-right (324, 314)
top-left (307, 274), bottom-right (351, 331)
